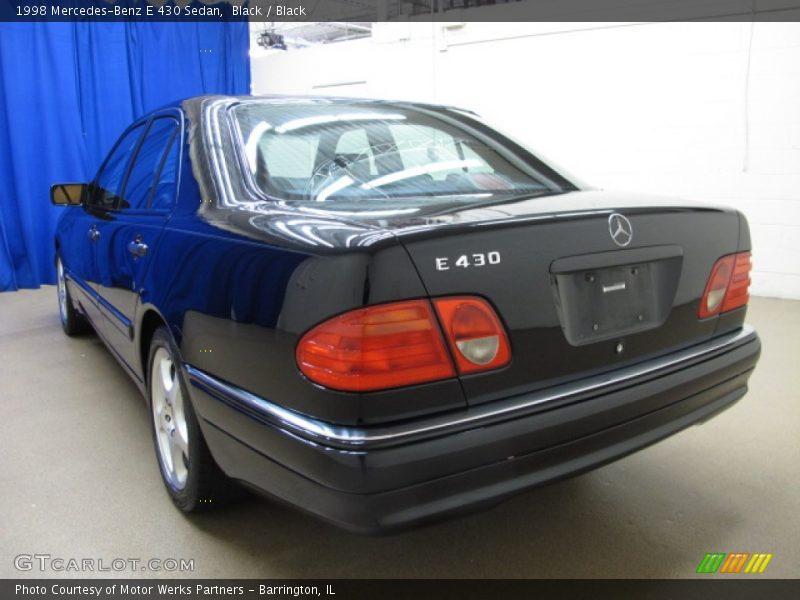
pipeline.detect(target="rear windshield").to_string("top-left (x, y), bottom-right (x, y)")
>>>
top-left (231, 102), bottom-right (574, 206)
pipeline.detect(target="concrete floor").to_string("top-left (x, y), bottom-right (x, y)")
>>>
top-left (0, 288), bottom-right (797, 579)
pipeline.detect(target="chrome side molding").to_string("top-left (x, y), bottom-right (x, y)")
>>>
top-left (186, 325), bottom-right (756, 450)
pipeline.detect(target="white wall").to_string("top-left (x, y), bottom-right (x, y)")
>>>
top-left (251, 22), bottom-right (800, 299)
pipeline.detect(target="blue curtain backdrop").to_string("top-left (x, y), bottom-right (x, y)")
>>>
top-left (0, 21), bottom-right (250, 291)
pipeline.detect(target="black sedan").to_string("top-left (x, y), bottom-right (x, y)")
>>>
top-left (51, 96), bottom-right (761, 531)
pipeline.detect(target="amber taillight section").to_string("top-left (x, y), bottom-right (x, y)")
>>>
top-left (433, 297), bottom-right (511, 374)
top-left (698, 252), bottom-right (752, 319)
top-left (296, 300), bottom-right (455, 392)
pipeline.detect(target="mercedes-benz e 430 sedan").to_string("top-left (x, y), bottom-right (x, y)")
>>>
top-left (51, 96), bottom-right (760, 531)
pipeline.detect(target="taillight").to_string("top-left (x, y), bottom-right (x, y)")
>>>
top-left (433, 297), bottom-right (511, 374)
top-left (296, 300), bottom-right (455, 392)
top-left (721, 252), bottom-right (751, 312)
top-left (698, 252), bottom-right (751, 319)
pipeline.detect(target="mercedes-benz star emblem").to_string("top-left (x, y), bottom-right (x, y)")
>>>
top-left (608, 213), bottom-right (633, 247)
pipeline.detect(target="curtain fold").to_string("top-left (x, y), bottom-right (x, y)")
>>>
top-left (0, 20), bottom-right (250, 291)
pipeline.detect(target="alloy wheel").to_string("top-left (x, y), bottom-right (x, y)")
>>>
top-left (56, 259), bottom-right (68, 324)
top-left (151, 347), bottom-right (190, 490)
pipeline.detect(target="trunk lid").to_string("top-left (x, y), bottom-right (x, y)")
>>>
top-left (391, 191), bottom-right (742, 405)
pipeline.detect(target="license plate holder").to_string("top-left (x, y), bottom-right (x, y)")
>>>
top-left (551, 249), bottom-right (682, 346)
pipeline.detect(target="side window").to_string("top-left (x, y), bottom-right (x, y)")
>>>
top-left (149, 128), bottom-right (181, 211)
top-left (119, 118), bottom-right (180, 211)
top-left (334, 129), bottom-right (377, 179)
top-left (388, 123), bottom-right (493, 181)
top-left (259, 134), bottom-right (318, 179)
top-left (91, 125), bottom-right (146, 210)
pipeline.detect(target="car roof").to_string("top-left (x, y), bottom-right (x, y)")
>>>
top-left (145, 94), bottom-right (480, 118)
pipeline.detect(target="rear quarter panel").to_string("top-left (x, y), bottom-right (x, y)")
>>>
top-left (142, 207), bottom-right (466, 425)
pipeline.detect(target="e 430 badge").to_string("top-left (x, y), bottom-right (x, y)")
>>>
top-left (435, 251), bottom-right (501, 271)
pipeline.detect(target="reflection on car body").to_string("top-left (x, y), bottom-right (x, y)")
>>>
top-left (52, 96), bottom-right (760, 531)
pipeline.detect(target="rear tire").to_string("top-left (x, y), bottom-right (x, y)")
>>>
top-left (147, 326), bottom-right (238, 511)
top-left (56, 257), bottom-right (90, 336)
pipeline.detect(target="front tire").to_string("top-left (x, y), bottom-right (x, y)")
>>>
top-left (56, 257), bottom-right (90, 336)
top-left (147, 327), bottom-right (236, 511)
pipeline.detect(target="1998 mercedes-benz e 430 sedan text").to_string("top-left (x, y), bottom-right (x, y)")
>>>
top-left (52, 96), bottom-right (761, 532)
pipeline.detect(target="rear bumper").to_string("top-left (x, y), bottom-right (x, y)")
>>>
top-left (186, 326), bottom-right (760, 532)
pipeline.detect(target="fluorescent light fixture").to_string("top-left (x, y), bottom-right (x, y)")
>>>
top-left (363, 159), bottom-right (482, 189)
top-left (316, 175), bottom-right (354, 203)
top-left (275, 112), bottom-right (405, 133)
top-left (244, 121), bottom-right (272, 172)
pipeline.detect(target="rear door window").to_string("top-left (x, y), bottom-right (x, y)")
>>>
top-left (119, 117), bottom-right (180, 211)
top-left (149, 127), bottom-right (181, 211)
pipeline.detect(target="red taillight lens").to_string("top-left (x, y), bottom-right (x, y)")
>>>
top-left (721, 252), bottom-right (751, 312)
top-left (433, 297), bottom-right (511, 374)
top-left (296, 300), bottom-right (455, 392)
top-left (698, 252), bottom-right (752, 319)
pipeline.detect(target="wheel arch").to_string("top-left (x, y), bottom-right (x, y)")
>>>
top-left (138, 308), bottom-right (170, 387)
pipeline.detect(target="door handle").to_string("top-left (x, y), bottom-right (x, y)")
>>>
top-left (87, 227), bottom-right (100, 241)
top-left (127, 239), bottom-right (149, 258)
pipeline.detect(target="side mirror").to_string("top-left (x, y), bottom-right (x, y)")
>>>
top-left (51, 183), bottom-right (87, 206)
